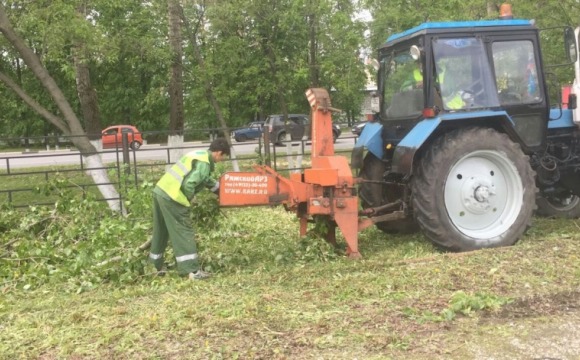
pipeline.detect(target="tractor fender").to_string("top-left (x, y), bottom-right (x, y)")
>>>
top-left (548, 108), bottom-right (575, 129)
top-left (354, 122), bottom-right (384, 160)
top-left (392, 110), bottom-right (521, 176)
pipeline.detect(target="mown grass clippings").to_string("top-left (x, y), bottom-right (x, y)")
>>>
top-left (1, 191), bottom-right (580, 358)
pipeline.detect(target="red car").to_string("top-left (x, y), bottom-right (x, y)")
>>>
top-left (102, 125), bottom-right (143, 150)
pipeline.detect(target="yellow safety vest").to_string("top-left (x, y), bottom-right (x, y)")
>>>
top-left (156, 150), bottom-right (210, 207)
top-left (413, 68), bottom-right (423, 83)
top-left (446, 94), bottom-right (464, 110)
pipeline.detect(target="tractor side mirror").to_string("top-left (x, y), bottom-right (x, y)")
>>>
top-left (410, 45), bottom-right (422, 60)
top-left (569, 93), bottom-right (577, 110)
top-left (565, 27), bottom-right (577, 63)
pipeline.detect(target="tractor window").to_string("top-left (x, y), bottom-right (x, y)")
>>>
top-left (432, 38), bottom-right (500, 111)
top-left (381, 50), bottom-right (424, 119)
top-left (492, 40), bottom-right (541, 105)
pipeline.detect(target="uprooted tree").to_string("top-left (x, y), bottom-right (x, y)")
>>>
top-left (0, 4), bottom-right (123, 213)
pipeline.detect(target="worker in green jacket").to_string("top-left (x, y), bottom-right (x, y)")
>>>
top-left (149, 138), bottom-right (230, 280)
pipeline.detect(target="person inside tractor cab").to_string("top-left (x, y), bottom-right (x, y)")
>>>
top-left (401, 60), bottom-right (423, 91)
top-left (524, 54), bottom-right (539, 101)
top-left (432, 37), bottom-right (501, 112)
top-left (434, 61), bottom-right (466, 110)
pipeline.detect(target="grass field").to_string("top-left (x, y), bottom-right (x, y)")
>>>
top-left (2, 204), bottom-right (580, 359)
top-left (1, 146), bottom-right (579, 358)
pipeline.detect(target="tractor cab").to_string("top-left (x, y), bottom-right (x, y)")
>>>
top-left (372, 18), bottom-right (551, 165)
top-left (352, 5), bottom-right (580, 252)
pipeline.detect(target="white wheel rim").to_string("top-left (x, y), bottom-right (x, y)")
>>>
top-left (546, 195), bottom-right (580, 211)
top-left (444, 150), bottom-right (523, 239)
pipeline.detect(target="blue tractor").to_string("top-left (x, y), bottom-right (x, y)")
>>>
top-left (354, 7), bottom-right (580, 251)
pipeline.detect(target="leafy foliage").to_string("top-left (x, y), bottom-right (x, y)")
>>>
top-left (1, 179), bottom-right (152, 293)
top-left (2, 211), bottom-right (580, 358)
top-left (1, 0), bottom-right (371, 138)
top-left (441, 290), bottom-right (512, 320)
top-left (0, 173), bottom-right (343, 293)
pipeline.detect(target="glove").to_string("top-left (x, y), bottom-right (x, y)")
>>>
top-left (210, 182), bottom-right (220, 195)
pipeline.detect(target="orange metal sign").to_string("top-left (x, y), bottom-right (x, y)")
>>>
top-left (219, 172), bottom-right (279, 206)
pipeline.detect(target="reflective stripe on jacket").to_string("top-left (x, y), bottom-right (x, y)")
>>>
top-left (156, 150), bottom-right (210, 207)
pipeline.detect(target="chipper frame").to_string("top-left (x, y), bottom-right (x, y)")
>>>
top-left (219, 88), bottom-right (377, 258)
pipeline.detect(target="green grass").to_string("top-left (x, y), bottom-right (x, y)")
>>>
top-left (1, 149), bottom-right (578, 358)
top-left (2, 205), bottom-right (580, 359)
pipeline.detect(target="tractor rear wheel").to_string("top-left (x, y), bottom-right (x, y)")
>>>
top-left (536, 194), bottom-right (580, 218)
top-left (411, 127), bottom-right (536, 251)
top-left (359, 153), bottom-right (417, 234)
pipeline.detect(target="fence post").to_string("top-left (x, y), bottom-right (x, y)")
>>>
top-left (263, 130), bottom-right (271, 167)
top-left (121, 132), bottom-right (130, 174)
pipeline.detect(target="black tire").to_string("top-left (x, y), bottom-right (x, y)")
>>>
top-left (130, 141), bottom-right (141, 150)
top-left (411, 127), bottom-right (536, 251)
top-left (359, 153), bottom-right (418, 234)
top-left (276, 132), bottom-right (287, 146)
top-left (536, 194), bottom-right (580, 218)
top-left (332, 130), bottom-right (338, 143)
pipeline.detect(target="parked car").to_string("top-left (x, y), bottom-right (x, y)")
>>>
top-left (102, 125), bottom-right (143, 150)
top-left (351, 122), bottom-right (366, 136)
top-left (265, 114), bottom-right (341, 145)
top-left (332, 123), bottom-right (342, 142)
top-left (231, 121), bottom-right (264, 142)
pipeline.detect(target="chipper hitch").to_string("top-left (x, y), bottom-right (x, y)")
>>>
top-left (219, 88), bottom-right (375, 258)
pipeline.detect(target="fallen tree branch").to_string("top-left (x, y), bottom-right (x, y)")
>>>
top-left (0, 256), bottom-right (50, 261)
top-left (138, 239), bottom-right (151, 251)
top-left (1, 239), bottom-right (18, 249)
top-left (95, 239), bottom-right (153, 267)
top-left (96, 256), bottom-right (123, 267)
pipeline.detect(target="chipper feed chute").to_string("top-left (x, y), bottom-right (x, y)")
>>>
top-left (219, 88), bottom-right (374, 258)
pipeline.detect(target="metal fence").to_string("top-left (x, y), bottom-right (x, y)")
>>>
top-left (0, 130), bottom-right (358, 209)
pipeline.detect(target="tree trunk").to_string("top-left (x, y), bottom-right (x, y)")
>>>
top-left (179, 3), bottom-right (240, 171)
top-left (168, 0), bottom-right (185, 162)
top-left (0, 4), bottom-right (124, 213)
top-left (308, 12), bottom-right (319, 87)
top-left (487, 1), bottom-right (497, 16)
top-left (74, 4), bottom-right (102, 144)
top-left (73, 49), bottom-right (102, 143)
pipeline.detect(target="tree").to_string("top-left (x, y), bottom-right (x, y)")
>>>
top-left (73, 3), bottom-right (102, 144)
top-left (167, 0), bottom-right (185, 161)
top-left (0, 3), bottom-right (124, 213)
top-left (316, 0), bottom-right (366, 124)
top-left (179, 1), bottom-right (241, 171)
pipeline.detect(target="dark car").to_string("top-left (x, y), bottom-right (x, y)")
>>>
top-left (351, 122), bottom-right (366, 136)
top-left (265, 114), bottom-right (341, 145)
top-left (231, 121), bottom-right (264, 142)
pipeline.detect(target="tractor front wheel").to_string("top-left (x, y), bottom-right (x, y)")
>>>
top-left (411, 127), bottom-right (536, 251)
top-left (536, 194), bottom-right (580, 218)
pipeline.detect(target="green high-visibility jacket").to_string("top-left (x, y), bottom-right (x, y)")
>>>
top-left (155, 150), bottom-right (216, 207)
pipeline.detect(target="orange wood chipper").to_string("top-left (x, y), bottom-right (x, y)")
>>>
top-left (218, 88), bottom-right (400, 258)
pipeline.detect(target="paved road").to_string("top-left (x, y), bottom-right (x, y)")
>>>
top-left (0, 136), bottom-right (359, 170)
